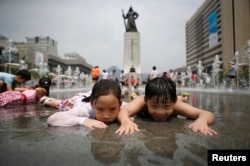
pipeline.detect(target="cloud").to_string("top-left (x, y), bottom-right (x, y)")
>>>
top-left (0, 0), bottom-right (204, 73)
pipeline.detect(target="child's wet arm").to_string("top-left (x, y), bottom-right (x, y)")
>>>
top-left (14, 87), bottom-right (26, 92)
top-left (173, 100), bottom-right (199, 119)
top-left (197, 110), bottom-right (215, 125)
top-left (117, 96), bottom-right (145, 123)
top-left (173, 100), bottom-right (215, 124)
top-left (117, 108), bottom-right (131, 124)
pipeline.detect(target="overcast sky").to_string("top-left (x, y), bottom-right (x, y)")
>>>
top-left (0, 0), bottom-right (204, 74)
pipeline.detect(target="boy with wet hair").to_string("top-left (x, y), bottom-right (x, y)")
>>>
top-left (116, 77), bottom-right (217, 136)
top-left (0, 69), bottom-right (31, 92)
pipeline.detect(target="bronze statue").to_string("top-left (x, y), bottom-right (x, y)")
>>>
top-left (122, 6), bottom-right (139, 32)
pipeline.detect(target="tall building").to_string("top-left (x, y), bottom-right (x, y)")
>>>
top-left (185, 0), bottom-right (250, 73)
top-left (26, 36), bottom-right (58, 55)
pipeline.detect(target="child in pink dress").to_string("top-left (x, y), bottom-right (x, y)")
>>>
top-left (40, 91), bottom-right (92, 111)
top-left (0, 77), bottom-right (51, 107)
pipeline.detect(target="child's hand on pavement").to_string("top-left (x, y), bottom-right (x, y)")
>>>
top-left (188, 118), bottom-right (218, 136)
top-left (115, 119), bottom-right (139, 135)
top-left (83, 119), bottom-right (108, 129)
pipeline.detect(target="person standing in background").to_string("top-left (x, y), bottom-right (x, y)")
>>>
top-left (91, 66), bottom-right (100, 86)
top-left (150, 66), bottom-right (159, 80)
top-left (227, 61), bottom-right (237, 89)
top-left (177, 72), bottom-right (182, 88)
top-left (100, 69), bottom-right (108, 80)
top-left (167, 69), bottom-right (174, 80)
top-left (191, 72), bottom-right (197, 87)
top-left (120, 70), bottom-right (126, 87)
top-left (108, 69), bottom-right (116, 80)
top-left (162, 72), bottom-right (167, 78)
top-left (130, 75), bottom-right (135, 87)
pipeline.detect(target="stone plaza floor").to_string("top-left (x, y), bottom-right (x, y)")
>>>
top-left (0, 86), bottom-right (250, 166)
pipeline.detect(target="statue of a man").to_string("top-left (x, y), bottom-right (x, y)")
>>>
top-left (122, 6), bottom-right (139, 32)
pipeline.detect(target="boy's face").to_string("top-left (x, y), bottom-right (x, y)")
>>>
top-left (14, 76), bottom-right (27, 84)
top-left (145, 96), bottom-right (175, 121)
top-left (92, 94), bottom-right (121, 124)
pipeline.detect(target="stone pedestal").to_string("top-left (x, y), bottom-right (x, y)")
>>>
top-left (123, 32), bottom-right (141, 74)
top-left (123, 32), bottom-right (141, 83)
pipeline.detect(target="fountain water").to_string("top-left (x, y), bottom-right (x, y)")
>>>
top-left (197, 60), bottom-right (204, 86)
top-left (187, 66), bottom-right (192, 87)
top-left (229, 40), bottom-right (250, 90)
top-left (88, 74), bottom-right (92, 86)
top-left (65, 66), bottom-right (72, 88)
top-left (234, 51), bottom-right (240, 85)
top-left (65, 66), bottom-right (72, 77)
top-left (19, 59), bottom-right (28, 70)
top-left (243, 40), bottom-right (250, 90)
top-left (2, 39), bottom-right (18, 73)
top-left (212, 55), bottom-right (222, 89)
top-left (79, 72), bottom-right (86, 87)
top-left (73, 67), bottom-right (80, 87)
top-left (56, 65), bottom-right (62, 89)
top-left (38, 62), bottom-right (49, 77)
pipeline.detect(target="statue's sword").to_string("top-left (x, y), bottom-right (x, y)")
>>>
top-left (122, 9), bottom-right (127, 31)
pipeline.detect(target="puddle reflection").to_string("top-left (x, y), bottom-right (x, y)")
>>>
top-left (0, 91), bottom-right (250, 165)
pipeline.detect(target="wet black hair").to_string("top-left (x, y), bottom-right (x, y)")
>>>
top-left (82, 79), bottom-right (121, 103)
top-left (16, 69), bottom-right (31, 81)
top-left (145, 77), bottom-right (177, 104)
top-left (35, 77), bottom-right (51, 96)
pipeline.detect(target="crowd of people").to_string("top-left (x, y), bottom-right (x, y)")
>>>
top-left (90, 66), bottom-right (141, 89)
top-left (149, 66), bottom-right (184, 87)
top-left (0, 67), bottom-right (218, 136)
top-left (148, 63), bottom-right (239, 89)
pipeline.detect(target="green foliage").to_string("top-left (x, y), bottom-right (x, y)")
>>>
top-left (29, 70), bottom-right (39, 79)
top-left (238, 66), bottom-right (249, 80)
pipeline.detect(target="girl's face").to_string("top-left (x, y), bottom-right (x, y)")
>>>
top-left (92, 94), bottom-right (121, 124)
top-left (145, 96), bottom-right (175, 121)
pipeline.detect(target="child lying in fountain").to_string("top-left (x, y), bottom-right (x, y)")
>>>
top-left (115, 77), bottom-right (218, 136)
top-left (47, 79), bottom-right (127, 129)
top-left (45, 79), bottom-right (189, 129)
top-left (0, 77), bottom-right (51, 106)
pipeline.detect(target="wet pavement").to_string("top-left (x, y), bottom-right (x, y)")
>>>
top-left (0, 87), bottom-right (250, 166)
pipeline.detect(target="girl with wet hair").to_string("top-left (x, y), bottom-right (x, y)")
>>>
top-left (116, 77), bottom-right (217, 136)
top-left (36, 76), bottom-right (51, 96)
top-left (47, 79), bottom-right (127, 129)
top-left (82, 78), bottom-right (122, 103)
top-left (0, 76), bottom-right (51, 106)
top-left (41, 79), bottom-right (123, 111)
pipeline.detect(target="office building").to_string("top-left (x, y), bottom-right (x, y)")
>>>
top-left (26, 36), bottom-right (58, 55)
top-left (186, 0), bottom-right (250, 73)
